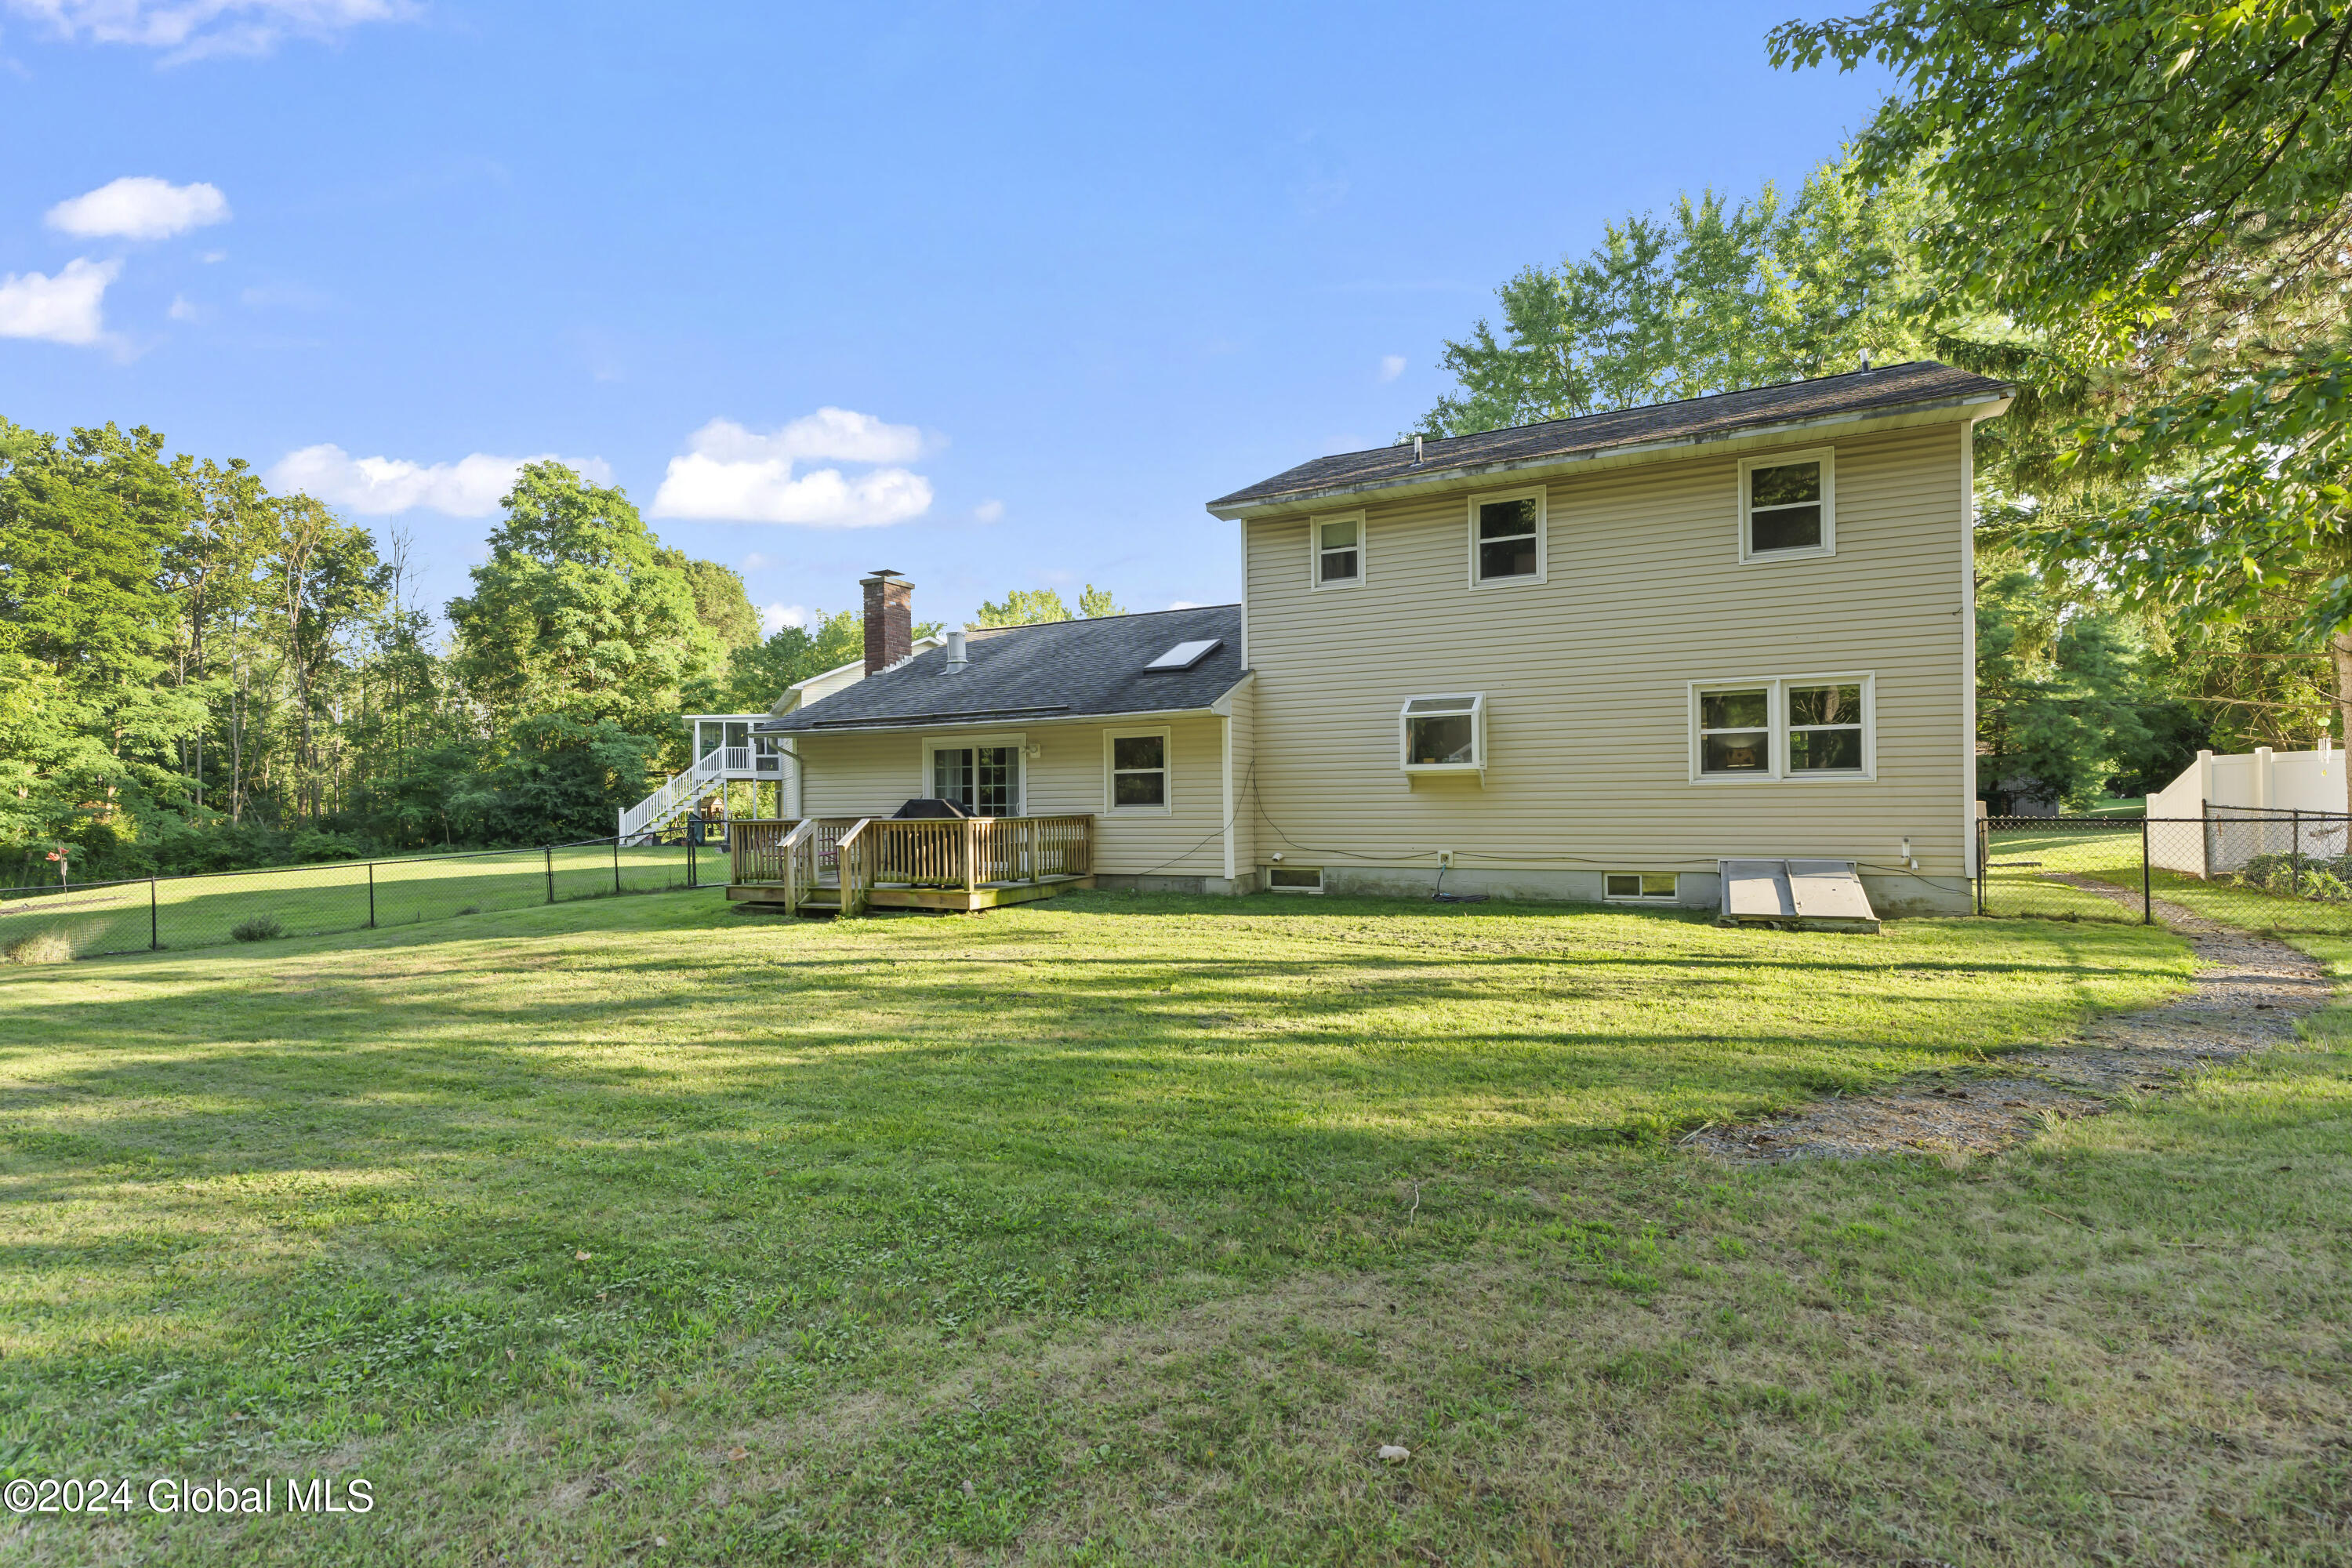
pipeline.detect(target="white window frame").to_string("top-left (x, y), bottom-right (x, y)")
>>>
top-left (1738, 447), bottom-right (1836, 563)
top-left (1266, 865), bottom-right (1324, 894)
top-left (1400, 691), bottom-right (1486, 775)
top-left (1687, 675), bottom-right (1875, 784)
top-left (1309, 509), bottom-right (1366, 590)
top-left (1103, 726), bottom-right (1173, 815)
top-left (1466, 485), bottom-right (1547, 588)
top-left (920, 731), bottom-right (1028, 816)
top-left (1605, 873), bottom-right (1679, 902)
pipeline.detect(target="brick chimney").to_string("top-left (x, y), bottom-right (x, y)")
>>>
top-left (860, 570), bottom-right (913, 675)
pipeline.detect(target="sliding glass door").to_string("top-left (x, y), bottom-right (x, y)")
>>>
top-left (930, 746), bottom-right (1021, 816)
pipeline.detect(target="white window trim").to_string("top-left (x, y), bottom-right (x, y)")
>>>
top-left (920, 731), bottom-right (1028, 815)
top-left (1466, 485), bottom-right (1547, 588)
top-left (1308, 509), bottom-right (1367, 591)
top-left (1687, 674), bottom-right (1875, 784)
top-left (1266, 865), bottom-right (1325, 894)
top-left (1738, 446), bottom-right (1836, 564)
top-left (1400, 691), bottom-right (1486, 775)
top-left (1605, 873), bottom-right (1679, 902)
top-left (1102, 725), bottom-right (1173, 815)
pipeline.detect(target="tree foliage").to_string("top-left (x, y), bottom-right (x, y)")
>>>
top-left (1419, 153), bottom-right (1941, 436)
top-left (1776, 0), bottom-right (2352, 740)
top-left (971, 584), bottom-right (1125, 627)
top-left (0, 422), bottom-right (789, 878)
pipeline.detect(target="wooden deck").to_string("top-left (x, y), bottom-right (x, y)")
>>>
top-left (726, 815), bottom-right (1094, 915)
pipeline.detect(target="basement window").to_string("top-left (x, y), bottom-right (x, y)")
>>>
top-left (1268, 866), bottom-right (1324, 893)
top-left (1400, 693), bottom-right (1485, 773)
top-left (1606, 873), bottom-right (1678, 902)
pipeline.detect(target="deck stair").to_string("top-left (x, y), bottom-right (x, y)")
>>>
top-left (617, 745), bottom-right (746, 844)
top-left (726, 815), bottom-right (1094, 915)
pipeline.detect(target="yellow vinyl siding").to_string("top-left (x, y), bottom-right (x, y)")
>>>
top-left (1240, 423), bottom-right (1970, 881)
top-left (791, 714), bottom-right (1229, 879)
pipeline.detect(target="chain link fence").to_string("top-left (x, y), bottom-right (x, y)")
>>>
top-left (0, 833), bottom-right (728, 962)
top-left (1978, 808), bottom-right (2352, 932)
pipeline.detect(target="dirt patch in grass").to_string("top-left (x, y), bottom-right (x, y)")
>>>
top-left (1693, 899), bottom-right (2328, 1163)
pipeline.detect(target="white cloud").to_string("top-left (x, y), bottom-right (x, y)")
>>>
top-left (266, 445), bottom-right (614, 517)
top-left (681, 408), bottom-right (925, 466)
top-left (973, 499), bottom-right (1004, 524)
top-left (649, 408), bottom-right (934, 528)
top-left (5, 0), bottom-right (411, 60)
top-left (1167, 599), bottom-right (1205, 611)
top-left (198, 249), bottom-right (226, 263)
top-left (0, 256), bottom-right (117, 345)
top-left (167, 292), bottom-right (202, 321)
top-left (47, 176), bottom-right (228, 240)
top-left (1378, 354), bottom-right (1406, 383)
top-left (760, 603), bottom-right (811, 636)
top-left (741, 551), bottom-right (775, 572)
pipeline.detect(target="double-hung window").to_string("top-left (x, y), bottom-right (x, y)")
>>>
top-left (1105, 728), bottom-right (1171, 811)
top-left (1690, 675), bottom-right (1873, 782)
top-left (1468, 487), bottom-right (1544, 586)
top-left (1312, 511), bottom-right (1363, 588)
top-left (1787, 681), bottom-right (1865, 771)
top-left (930, 743), bottom-right (1022, 815)
top-left (1740, 448), bottom-right (1835, 561)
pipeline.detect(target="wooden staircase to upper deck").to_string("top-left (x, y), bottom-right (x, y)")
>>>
top-left (726, 815), bottom-right (1095, 915)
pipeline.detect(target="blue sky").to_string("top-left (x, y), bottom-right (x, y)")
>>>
top-left (0, 1), bottom-right (1890, 634)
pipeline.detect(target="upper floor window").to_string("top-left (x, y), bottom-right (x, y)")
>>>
top-left (1468, 487), bottom-right (1545, 586)
top-left (1312, 511), bottom-right (1363, 588)
top-left (1740, 448), bottom-right (1835, 561)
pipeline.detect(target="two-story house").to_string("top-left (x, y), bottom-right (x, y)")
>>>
top-left (752, 361), bottom-right (2011, 916)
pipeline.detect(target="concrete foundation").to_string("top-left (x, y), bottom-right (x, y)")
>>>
top-left (1263, 864), bottom-right (1973, 918)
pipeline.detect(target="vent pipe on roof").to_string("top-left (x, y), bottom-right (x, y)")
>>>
top-left (944, 628), bottom-right (968, 672)
top-left (1412, 434), bottom-right (1424, 466)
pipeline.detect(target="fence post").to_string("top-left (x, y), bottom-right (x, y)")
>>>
top-left (545, 845), bottom-right (555, 905)
top-left (613, 837), bottom-right (621, 895)
top-left (687, 834), bottom-right (696, 890)
top-left (2293, 808), bottom-right (2303, 896)
top-left (2141, 817), bottom-right (2152, 925)
top-left (368, 862), bottom-right (376, 929)
top-left (1976, 817), bottom-right (1986, 916)
top-left (150, 877), bottom-right (158, 950)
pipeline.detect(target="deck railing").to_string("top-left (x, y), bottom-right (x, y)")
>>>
top-left (734, 814), bottom-right (1092, 914)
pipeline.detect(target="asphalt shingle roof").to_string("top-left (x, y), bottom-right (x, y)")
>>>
top-left (757, 604), bottom-right (1246, 734)
top-left (1207, 361), bottom-right (2012, 513)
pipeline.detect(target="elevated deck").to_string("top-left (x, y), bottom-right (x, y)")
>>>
top-left (726, 815), bottom-right (1094, 916)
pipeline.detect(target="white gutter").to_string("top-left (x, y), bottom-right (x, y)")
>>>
top-left (1205, 390), bottom-right (2013, 521)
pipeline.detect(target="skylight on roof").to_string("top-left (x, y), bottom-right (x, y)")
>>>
top-left (1145, 638), bottom-right (1221, 671)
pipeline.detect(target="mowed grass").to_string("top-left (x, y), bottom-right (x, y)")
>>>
top-left (0, 840), bottom-right (711, 960)
top-left (1, 891), bottom-right (2347, 1564)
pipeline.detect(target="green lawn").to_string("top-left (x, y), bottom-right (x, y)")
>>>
top-left (0, 840), bottom-right (714, 960)
top-left (3, 891), bottom-right (2347, 1564)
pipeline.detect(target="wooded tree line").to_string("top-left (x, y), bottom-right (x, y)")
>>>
top-left (1428, 0), bottom-right (2352, 811)
top-left (0, 434), bottom-right (914, 881)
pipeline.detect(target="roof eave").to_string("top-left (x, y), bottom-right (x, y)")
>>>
top-left (760, 692), bottom-right (1243, 738)
top-left (1204, 389), bottom-right (2014, 521)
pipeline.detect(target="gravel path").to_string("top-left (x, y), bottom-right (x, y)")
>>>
top-left (1690, 889), bottom-right (2332, 1164)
